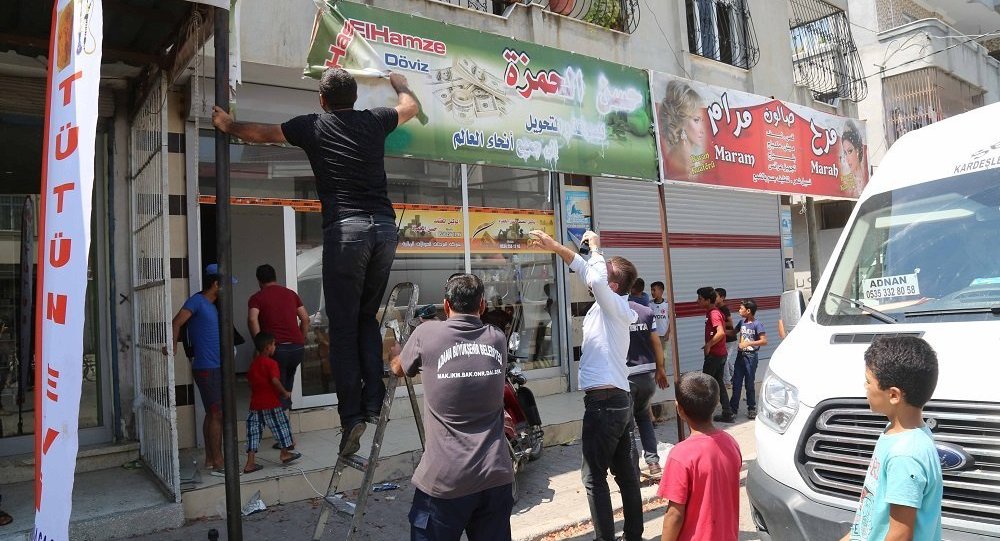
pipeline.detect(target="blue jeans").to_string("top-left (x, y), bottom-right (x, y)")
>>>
top-left (628, 372), bottom-right (659, 464)
top-left (272, 343), bottom-right (304, 409)
top-left (581, 389), bottom-right (643, 541)
top-left (323, 215), bottom-right (398, 428)
top-left (729, 350), bottom-right (759, 412)
top-left (409, 484), bottom-right (514, 541)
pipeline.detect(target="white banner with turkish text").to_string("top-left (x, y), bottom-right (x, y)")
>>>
top-left (34, 0), bottom-right (103, 539)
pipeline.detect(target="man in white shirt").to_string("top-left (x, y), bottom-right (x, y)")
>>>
top-left (530, 229), bottom-right (643, 541)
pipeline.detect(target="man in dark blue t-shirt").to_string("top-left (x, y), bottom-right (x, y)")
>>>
top-left (212, 69), bottom-right (419, 456)
top-left (167, 264), bottom-right (227, 471)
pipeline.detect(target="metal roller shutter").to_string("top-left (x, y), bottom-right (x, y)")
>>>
top-left (593, 178), bottom-right (782, 374)
top-left (0, 75), bottom-right (114, 117)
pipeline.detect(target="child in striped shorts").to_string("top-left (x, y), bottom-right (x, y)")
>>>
top-left (245, 332), bottom-right (302, 473)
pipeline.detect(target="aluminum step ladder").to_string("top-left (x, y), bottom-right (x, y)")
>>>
top-left (312, 282), bottom-right (425, 541)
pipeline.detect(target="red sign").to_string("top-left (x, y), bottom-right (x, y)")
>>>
top-left (652, 73), bottom-right (868, 198)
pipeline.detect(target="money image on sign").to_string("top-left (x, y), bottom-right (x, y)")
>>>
top-left (862, 273), bottom-right (921, 302)
top-left (431, 57), bottom-right (511, 124)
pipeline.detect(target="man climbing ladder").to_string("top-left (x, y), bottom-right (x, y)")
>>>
top-left (212, 68), bottom-right (420, 456)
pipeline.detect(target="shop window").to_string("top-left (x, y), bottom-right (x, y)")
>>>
top-left (197, 135), bottom-right (564, 407)
top-left (685, 0), bottom-right (760, 69)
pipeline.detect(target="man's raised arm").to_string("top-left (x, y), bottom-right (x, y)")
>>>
top-left (389, 73), bottom-right (420, 126)
top-left (211, 105), bottom-right (287, 144)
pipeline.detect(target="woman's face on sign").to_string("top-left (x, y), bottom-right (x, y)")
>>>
top-left (843, 140), bottom-right (861, 172)
top-left (684, 111), bottom-right (706, 145)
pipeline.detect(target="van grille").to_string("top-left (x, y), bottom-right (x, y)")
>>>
top-left (798, 399), bottom-right (1000, 525)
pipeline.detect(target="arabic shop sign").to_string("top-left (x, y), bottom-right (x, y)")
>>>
top-left (305, 2), bottom-right (658, 180)
top-left (651, 72), bottom-right (869, 198)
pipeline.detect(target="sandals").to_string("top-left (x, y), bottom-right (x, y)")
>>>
top-left (0, 509), bottom-right (12, 527)
top-left (271, 442), bottom-right (295, 451)
top-left (242, 464), bottom-right (264, 474)
top-left (281, 452), bottom-right (302, 465)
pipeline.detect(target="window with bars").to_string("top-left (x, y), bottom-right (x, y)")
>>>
top-left (685, 0), bottom-right (760, 69)
top-left (882, 67), bottom-right (984, 146)
top-left (0, 196), bottom-right (23, 232)
top-left (789, 0), bottom-right (867, 103)
top-left (433, 0), bottom-right (640, 34)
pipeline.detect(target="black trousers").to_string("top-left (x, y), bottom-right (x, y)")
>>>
top-left (703, 353), bottom-right (733, 416)
top-left (409, 483), bottom-right (514, 541)
top-left (272, 343), bottom-right (304, 409)
top-left (322, 215), bottom-right (398, 428)
top-left (581, 389), bottom-right (644, 541)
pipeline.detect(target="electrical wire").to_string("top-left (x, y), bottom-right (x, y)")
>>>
top-left (864, 28), bottom-right (1000, 82)
top-left (640, 0), bottom-right (692, 79)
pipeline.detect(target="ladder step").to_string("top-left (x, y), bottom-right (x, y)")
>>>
top-left (324, 494), bottom-right (357, 516)
top-left (339, 454), bottom-right (370, 471)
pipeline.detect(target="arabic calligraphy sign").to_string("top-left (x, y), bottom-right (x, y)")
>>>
top-left (652, 73), bottom-right (869, 198)
top-left (305, 2), bottom-right (658, 180)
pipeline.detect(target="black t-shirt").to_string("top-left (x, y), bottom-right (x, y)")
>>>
top-left (281, 108), bottom-right (399, 226)
top-left (718, 304), bottom-right (737, 342)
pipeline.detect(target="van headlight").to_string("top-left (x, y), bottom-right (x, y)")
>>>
top-left (759, 372), bottom-right (799, 434)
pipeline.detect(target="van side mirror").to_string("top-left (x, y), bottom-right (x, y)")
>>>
top-left (779, 289), bottom-right (806, 334)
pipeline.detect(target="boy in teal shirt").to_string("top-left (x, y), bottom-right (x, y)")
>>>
top-left (841, 336), bottom-right (943, 541)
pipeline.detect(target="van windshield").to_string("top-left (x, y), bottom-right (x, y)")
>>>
top-left (818, 169), bottom-right (1000, 325)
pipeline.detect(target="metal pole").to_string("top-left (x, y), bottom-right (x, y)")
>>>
top-left (657, 183), bottom-right (686, 442)
top-left (805, 196), bottom-right (821, 294)
top-left (214, 7), bottom-right (243, 540)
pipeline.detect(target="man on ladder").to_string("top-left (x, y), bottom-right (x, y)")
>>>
top-left (389, 274), bottom-right (515, 540)
top-left (212, 68), bottom-right (420, 456)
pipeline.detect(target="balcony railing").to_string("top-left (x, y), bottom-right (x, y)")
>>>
top-left (434, 0), bottom-right (640, 34)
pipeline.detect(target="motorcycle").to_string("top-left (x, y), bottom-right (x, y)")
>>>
top-left (504, 332), bottom-right (543, 501)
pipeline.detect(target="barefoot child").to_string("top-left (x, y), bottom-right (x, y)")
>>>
top-left (245, 332), bottom-right (301, 473)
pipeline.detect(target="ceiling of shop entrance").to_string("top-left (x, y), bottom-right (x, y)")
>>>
top-left (0, 0), bottom-right (197, 69)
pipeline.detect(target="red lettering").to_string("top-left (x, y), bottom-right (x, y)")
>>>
top-left (53, 182), bottom-right (74, 212)
top-left (42, 428), bottom-right (59, 453)
top-left (49, 233), bottom-right (71, 268)
top-left (433, 42), bottom-right (446, 55)
top-left (369, 22), bottom-right (389, 42)
top-left (58, 70), bottom-right (84, 106)
top-left (46, 292), bottom-right (67, 324)
top-left (55, 123), bottom-right (78, 160)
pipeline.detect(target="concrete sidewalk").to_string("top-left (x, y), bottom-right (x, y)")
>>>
top-left (129, 416), bottom-right (761, 541)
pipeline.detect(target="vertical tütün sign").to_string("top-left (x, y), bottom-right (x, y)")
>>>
top-left (34, 1), bottom-right (103, 539)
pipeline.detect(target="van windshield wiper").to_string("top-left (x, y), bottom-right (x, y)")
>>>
top-left (904, 306), bottom-right (1000, 318)
top-left (825, 292), bottom-right (898, 324)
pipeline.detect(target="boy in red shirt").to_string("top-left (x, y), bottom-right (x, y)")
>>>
top-left (658, 372), bottom-right (742, 541)
top-left (245, 332), bottom-right (302, 473)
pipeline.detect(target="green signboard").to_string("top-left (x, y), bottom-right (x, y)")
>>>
top-left (305, 2), bottom-right (658, 180)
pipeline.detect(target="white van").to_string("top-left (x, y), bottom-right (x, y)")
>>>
top-left (748, 103), bottom-right (1000, 540)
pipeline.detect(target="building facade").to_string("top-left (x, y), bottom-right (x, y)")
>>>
top-left (0, 0), bottom-right (868, 534)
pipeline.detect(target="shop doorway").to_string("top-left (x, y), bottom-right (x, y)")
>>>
top-left (0, 110), bottom-right (114, 456)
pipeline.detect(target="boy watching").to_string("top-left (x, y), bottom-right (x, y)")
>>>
top-left (244, 332), bottom-right (302, 473)
top-left (729, 299), bottom-right (767, 419)
top-left (658, 372), bottom-right (742, 541)
top-left (841, 336), bottom-right (942, 541)
top-left (649, 282), bottom-right (671, 351)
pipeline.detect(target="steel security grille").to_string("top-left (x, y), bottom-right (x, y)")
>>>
top-left (799, 399), bottom-right (1000, 525)
top-left (129, 76), bottom-right (180, 501)
top-left (435, 0), bottom-right (641, 34)
top-left (882, 67), bottom-right (984, 146)
top-left (789, 0), bottom-right (868, 103)
top-left (685, 0), bottom-right (760, 69)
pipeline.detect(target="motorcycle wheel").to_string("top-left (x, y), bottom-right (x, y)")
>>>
top-left (528, 426), bottom-right (544, 461)
top-left (509, 446), bottom-right (520, 503)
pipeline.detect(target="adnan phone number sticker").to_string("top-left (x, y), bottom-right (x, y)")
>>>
top-left (863, 273), bottom-right (920, 301)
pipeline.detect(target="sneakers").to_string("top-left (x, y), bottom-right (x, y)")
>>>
top-left (713, 413), bottom-right (736, 423)
top-left (339, 421), bottom-right (366, 457)
top-left (747, 408), bottom-right (757, 420)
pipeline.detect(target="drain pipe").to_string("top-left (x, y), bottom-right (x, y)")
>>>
top-left (107, 119), bottom-right (123, 441)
